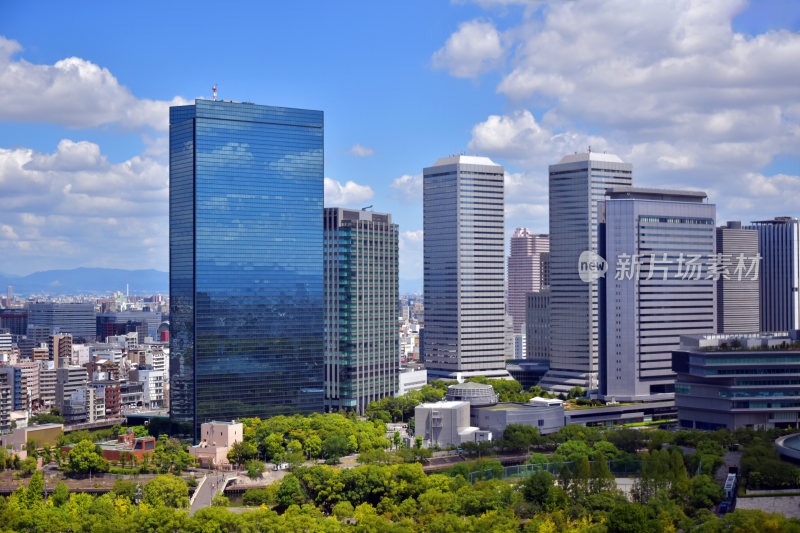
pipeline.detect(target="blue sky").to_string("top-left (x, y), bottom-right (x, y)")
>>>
top-left (0, 0), bottom-right (799, 293)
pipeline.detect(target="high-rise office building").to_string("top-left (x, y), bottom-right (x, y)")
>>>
top-left (746, 217), bottom-right (800, 332)
top-left (28, 303), bottom-right (95, 341)
top-left (538, 151), bottom-right (632, 393)
top-left (169, 99), bottom-right (324, 439)
top-left (600, 187), bottom-right (717, 402)
top-left (717, 221), bottom-right (760, 334)
top-left (508, 229), bottom-right (549, 335)
top-left (324, 208), bottom-right (399, 413)
top-left (422, 155), bottom-right (509, 380)
top-left (526, 289), bottom-right (550, 360)
top-left (6, 286), bottom-right (11, 301)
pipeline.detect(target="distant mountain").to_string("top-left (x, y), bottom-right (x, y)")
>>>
top-left (0, 268), bottom-right (168, 297)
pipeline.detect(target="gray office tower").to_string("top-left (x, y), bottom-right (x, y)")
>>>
top-left (422, 156), bottom-right (509, 380)
top-left (717, 222), bottom-right (760, 333)
top-left (538, 152), bottom-right (632, 393)
top-left (169, 99), bottom-right (324, 439)
top-left (600, 187), bottom-right (717, 402)
top-left (747, 217), bottom-right (800, 332)
top-left (27, 303), bottom-right (96, 341)
top-left (324, 208), bottom-right (399, 413)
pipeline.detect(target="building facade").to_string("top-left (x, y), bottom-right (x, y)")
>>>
top-left (526, 290), bottom-right (550, 360)
top-left (746, 217), bottom-right (800, 332)
top-left (28, 303), bottom-right (95, 341)
top-left (539, 152), bottom-right (633, 392)
top-left (169, 99), bottom-right (324, 439)
top-left (674, 332), bottom-right (800, 430)
top-left (601, 187), bottom-right (717, 402)
top-left (508, 229), bottom-right (549, 335)
top-left (716, 221), bottom-right (760, 334)
top-left (422, 155), bottom-right (508, 380)
top-left (324, 208), bottom-right (399, 413)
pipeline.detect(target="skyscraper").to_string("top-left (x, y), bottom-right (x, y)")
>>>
top-left (507, 229), bottom-right (549, 334)
top-left (747, 217), bottom-right (800, 332)
top-left (169, 99), bottom-right (324, 439)
top-left (422, 155), bottom-right (509, 380)
top-left (716, 221), bottom-right (760, 334)
top-left (600, 187), bottom-right (717, 402)
top-left (538, 151), bottom-right (632, 393)
top-left (324, 207), bottom-right (399, 413)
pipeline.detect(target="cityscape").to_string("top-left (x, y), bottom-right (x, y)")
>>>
top-left (1, 1), bottom-right (800, 531)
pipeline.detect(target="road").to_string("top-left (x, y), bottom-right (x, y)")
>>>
top-left (190, 472), bottom-right (236, 516)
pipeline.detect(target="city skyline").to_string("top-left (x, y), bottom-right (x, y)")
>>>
top-left (0, 1), bottom-right (799, 295)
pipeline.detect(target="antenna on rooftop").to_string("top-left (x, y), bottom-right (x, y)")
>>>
top-left (212, 84), bottom-right (218, 101)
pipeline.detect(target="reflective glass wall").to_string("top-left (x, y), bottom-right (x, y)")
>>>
top-left (169, 100), bottom-right (324, 439)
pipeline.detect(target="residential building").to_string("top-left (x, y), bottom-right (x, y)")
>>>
top-left (746, 217), bottom-right (800, 332)
top-left (673, 332), bottom-right (800, 430)
top-left (0, 332), bottom-right (12, 354)
top-left (14, 362), bottom-right (39, 409)
top-left (49, 333), bottom-right (73, 368)
top-left (89, 381), bottom-right (122, 418)
top-left (538, 151), bottom-right (633, 393)
top-left (507, 229), bottom-right (549, 334)
top-left (601, 187), bottom-right (717, 402)
top-left (526, 290), bottom-right (550, 360)
top-left (130, 366), bottom-right (165, 408)
top-left (54, 366), bottom-right (88, 413)
top-left (324, 207), bottom-right (399, 413)
top-left (169, 99), bottom-right (324, 439)
top-left (39, 367), bottom-right (56, 407)
top-left (716, 221), bottom-right (760, 333)
top-left (28, 303), bottom-right (95, 341)
top-left (0, 372), bottom-right (12, 432)
top-left (0, 366), bottom-right (22, 410)
top-left (422, 155), bottom-right (509, 380)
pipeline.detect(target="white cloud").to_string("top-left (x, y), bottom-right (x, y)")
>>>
top-left (453, 1), bottom-right (800, 231)
top-left (323, 177), bottom-right (375, 207)
top-left (389, 173), bottom-right (423, 203)
top-left (432, 20), bottom-right (505, 78)
top-left (0, 35), bottom-right (187, 132)
top-left (0, 140), bottom-right (168, 272)
top-left (346, 144), bottom-right (375, 157)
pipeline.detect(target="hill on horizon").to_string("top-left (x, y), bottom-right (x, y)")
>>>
top-left (0, 267), bottom-right (168, 297)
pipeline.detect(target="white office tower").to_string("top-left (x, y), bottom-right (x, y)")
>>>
top-left (601, 187), bottom-right (717, 402)
top-left (422, 155), bottom-right (509, 381)
top-left (538, 151), bottom-right (632, 393)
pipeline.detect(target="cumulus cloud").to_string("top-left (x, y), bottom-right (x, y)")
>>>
top-left (0, 140), bottom-right (168, 272)
top-left (389, 173), bottom-right (423, 203)
top-left (432, 20), bottom-right (505, 78)
top-left (452, 0), bottom-right (800, 231)
top-left (346, 144), bottom-right (375, 157)
top-left (324, 177), bottom-right (375, 206)
top-left (0, 35), bottom-right (187, 131)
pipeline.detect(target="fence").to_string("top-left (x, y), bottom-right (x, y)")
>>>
top-left (468, 460), bottom-right (643, 484)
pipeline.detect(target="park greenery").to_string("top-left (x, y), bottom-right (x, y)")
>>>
top-left (3, 414), bottom-right (800, 530)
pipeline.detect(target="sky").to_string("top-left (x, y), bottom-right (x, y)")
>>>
top-left (0, 0), bottom-right (799, 293)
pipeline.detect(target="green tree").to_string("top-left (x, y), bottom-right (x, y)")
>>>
top-left (303, 434), bottom-right (322, 459)
top-left (227, 440), bottom-right (258, 467)
top-left (65, 440), bottom-right (109, 477)
top-left (246, 459), bottom-right (266, 479)
top-left (393, 431), bottom-right (402, 450)
top-left (143, 474), bottom-right (189, 508)
top-left (590, 453), bottom-right (616, 494)
top-left (19, 457), bottom-right (37, 475)
top-left (51, 481), bottom-right (70, 507)
top-left (276, 474), bottom-right (305, 509)
top-left (606, 502), bottom-right (659, 533)
top-left (212, 494), bottom-right (230, 507)
top-left (25, 471), bottom-right (44, 507)
top-left (263, 433), bottom-right (285, 461)
top-left (521, 470), bottom-right (555, 509)
top-left (322, 434), bottom-right (350, 463)
top-left (112, 479), bottom-right (139, 502)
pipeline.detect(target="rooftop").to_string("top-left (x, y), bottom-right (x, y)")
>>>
top-left (557, 151), bottom-right (624, 164)
top-left (605, 186), bottom-right (707, 200)
top-left (431, 155), bottom-right (499, 167)
top-left (418, 400), bottom-right (468, 409)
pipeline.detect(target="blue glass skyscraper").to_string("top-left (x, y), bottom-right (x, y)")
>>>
top-left (169, 99), bottom-right (324, 439)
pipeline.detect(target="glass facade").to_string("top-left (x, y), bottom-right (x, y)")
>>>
top-left (169, 100), bottom-right (324, 439)
top-left (324, 208), bottom-right (399, 413)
